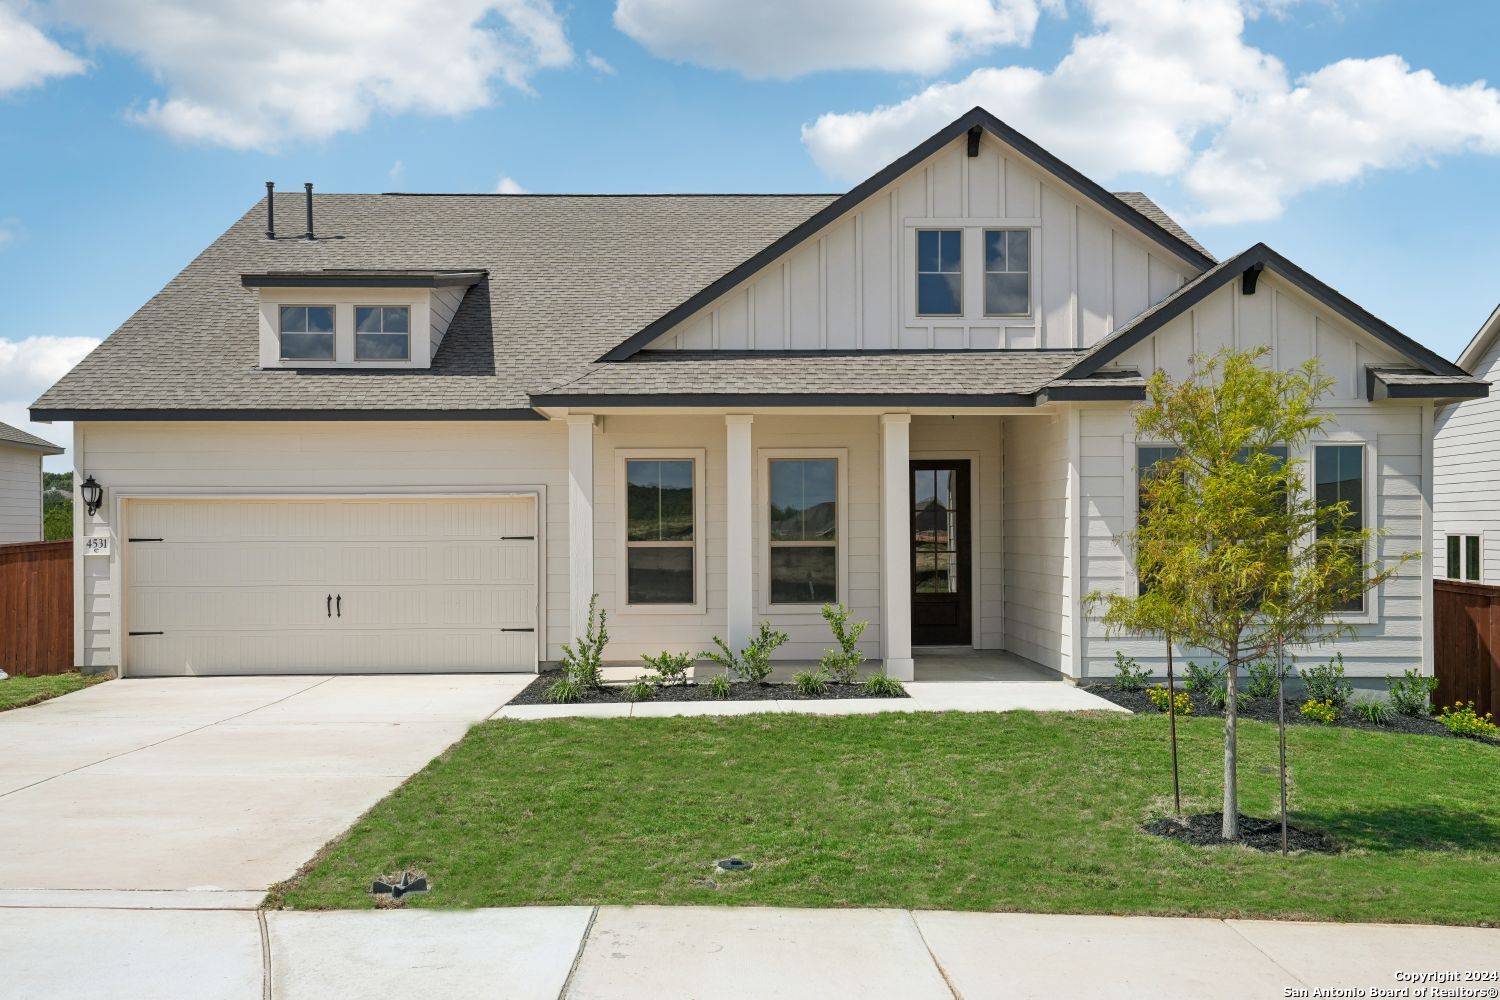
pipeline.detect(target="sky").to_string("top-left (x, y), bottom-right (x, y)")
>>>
top-left (2, 0), bottom-right (1498, 470)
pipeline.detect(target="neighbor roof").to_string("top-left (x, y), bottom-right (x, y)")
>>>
top-left (0, 420), bottom-right (63, 455)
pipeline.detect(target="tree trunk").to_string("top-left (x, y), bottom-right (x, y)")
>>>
top-left (1222, 645), bottom-right (1240, 840)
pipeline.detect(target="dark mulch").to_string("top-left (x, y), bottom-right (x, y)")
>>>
top-left (508, 670), bottom-right (908, 706)
top-left (1081, 682), bottom-right (1496, 742)
top-left (1144, 812), bottom-right (1340, 854)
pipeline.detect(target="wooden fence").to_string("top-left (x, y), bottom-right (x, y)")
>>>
top-left (1433, 579), bottom-right (1500, 718)
top-left (0, 540), bottom-right (73, 677)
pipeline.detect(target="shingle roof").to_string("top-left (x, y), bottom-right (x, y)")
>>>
top-left (532, 350), bottom-right (1090, 405)
top-left (1112, 193), bottom-right (1213, 261)
top-left (0, 420), bottom-right (63, 454)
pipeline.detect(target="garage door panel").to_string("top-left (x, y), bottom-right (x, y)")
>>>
top-left (130, 629), bottom-right (526, 674)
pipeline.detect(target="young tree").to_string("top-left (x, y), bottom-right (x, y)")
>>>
top-left (1090, 349), bottom-right (1406, 840)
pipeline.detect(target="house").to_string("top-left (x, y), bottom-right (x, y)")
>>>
top-left (31, 107), bottom-right (1486, 681)
top-left (1434, 304), bottom-right (1500, 584)
top-left (0, 421), bottom-right (63, 544)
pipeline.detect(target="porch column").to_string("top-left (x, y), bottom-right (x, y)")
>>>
top-left (567, 413), bottom-right (595, 644)
top-left (880, 413), bottom-right (914, 680)
top-left (725, 415), bottom-right (754, 651)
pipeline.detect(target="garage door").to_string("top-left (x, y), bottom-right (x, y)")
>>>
top-left (124, 496), bottom-right (537, 676)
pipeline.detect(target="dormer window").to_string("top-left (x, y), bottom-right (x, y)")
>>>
top-left (355, 306), bottom-right (411, 361)
top-left (279, 305), bottom-right (335, 361)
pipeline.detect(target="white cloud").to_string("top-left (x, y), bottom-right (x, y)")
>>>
top-left (585, 50), bottom-right (615, 75)
top-left (0, 335), bottom-right (101, 467)
top-left (388, 159), bottom-right (405, 181)
top-left (0, 218), bottom-right (19, 248)
top-left (802, 0), bottom-right (1500, 224)
top-left (46, 0), bottom-right (573, 150)
top-left (613, 0), bottom-right (1050, 79)
top-left (494, 175), bottom-right (527, 193)
top-left (0, 2), bottom-right (86, 93)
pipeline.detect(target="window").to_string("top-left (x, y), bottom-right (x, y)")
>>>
top-left (1315, 445), bottom-right (1366, 613)
top-left (625, 459), bottom-right (696, 605)
top-left (1135, 446), bottom-right (1180, 594)
top-left (916, 229), bottom-right (962, 316)
top-left (279, 305), bottom-right (335, 361)
top-left (984, 229), bottom-right (1031, 315)
top-left (355, 305), bottom-right (410, 361)
top-left (769, 458), bottom-right (838, 604)
top-left (1446, 534), bottom-right (1482, 582)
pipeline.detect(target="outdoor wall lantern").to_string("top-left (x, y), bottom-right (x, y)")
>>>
top-left (81, 475), bottom-right (104, 516)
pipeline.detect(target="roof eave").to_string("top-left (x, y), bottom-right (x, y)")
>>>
top-left (240, 271), bottom-right (486, 289)
top-left (29, 407), bottom-right (544, 422)
top-left (528, 391), bottom-right (1040, 408)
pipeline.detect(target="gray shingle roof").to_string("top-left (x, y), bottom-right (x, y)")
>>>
top-left (0, 420), bottom-right (63, 454)
top-left (1112, 193), bottom-right (1213, 261)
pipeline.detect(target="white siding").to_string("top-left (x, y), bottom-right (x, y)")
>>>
top-left (1434, 332), bottom-right (1500, 583)
top-left (1002, 413), bottom-right (1072, 674)
top-left (646, 135), bottom-right (1196, 353)
top-left (0, 445), bottom-right (43, 543)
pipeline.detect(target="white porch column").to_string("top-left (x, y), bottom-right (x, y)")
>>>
top-left (725, 414), bottom-right (754, 652)
top-left (567, 414), bottom-right (595, 644)
top-left (880, 413), bottom-right (914, 680)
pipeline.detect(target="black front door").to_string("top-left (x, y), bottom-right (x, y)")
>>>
top-left (911, 460), bottom-right (971, 646)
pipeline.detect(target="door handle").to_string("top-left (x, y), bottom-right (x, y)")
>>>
top-left (326, 594), bottom-right (332, 618)
top-left (336, 594), bottom-right (342, 617)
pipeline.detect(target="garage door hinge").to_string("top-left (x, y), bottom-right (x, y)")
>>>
top-left (501, 627), bottom-right (535, 633)
top-left (501, 535), bottom-right (535, 541)
top-left (128, 631), bottom-right (164, 636)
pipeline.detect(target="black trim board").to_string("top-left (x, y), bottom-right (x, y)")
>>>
top-left (241, 271), bottom-right (485, 289)
top-left (530, 391), bottom-right (1038, 408)
top-left (1038, 384), bottom-right (1147, 403)
top-left (30, 407), bottom-right (546, 422)
top-left (1365, 367), bottom-right (1489, 401)
top-left (599, 106), bottom-right (1217, 363)
top-left (1062, 243), bottom-right (1470, 381)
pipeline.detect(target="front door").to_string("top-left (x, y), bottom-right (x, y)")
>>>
top-left (910, 460), bottom-right (971, 646)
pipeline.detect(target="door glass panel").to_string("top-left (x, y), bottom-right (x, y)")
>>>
top-left (914, 466), bottom-right (960, 594)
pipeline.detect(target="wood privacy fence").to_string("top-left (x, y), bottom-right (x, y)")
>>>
top-left (0, 540), bottom-right (73, 677)
top-left (1433, 579), bottom-right (1500, 718)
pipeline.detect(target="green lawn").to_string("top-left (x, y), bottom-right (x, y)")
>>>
top-left (273, 711), bottom-right (1500, 924)
top-left (0, 671), bottom-right (105, 711)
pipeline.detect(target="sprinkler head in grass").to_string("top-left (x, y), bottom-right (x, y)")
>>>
top-left (716, 857), bottom-right (753, 872)
top-left (371, 870), bottom-right (429, 899)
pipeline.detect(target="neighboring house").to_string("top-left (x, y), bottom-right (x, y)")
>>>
top-left (31, 107), bottom-right (1487, 681)
top-left (1434, 304), bottom-right (1500, 584)
top-left (0, 421), bottom-right (63, 544)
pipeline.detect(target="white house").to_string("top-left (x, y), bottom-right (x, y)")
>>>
top-left (31, 108), bottom-right (1486, 681)
top-left (0, 421), bottom-right (63, 544)
top-left (1433, 304), bottom-right (1500, 584)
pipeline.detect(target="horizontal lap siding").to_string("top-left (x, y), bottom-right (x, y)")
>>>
top-left (1433, 335), bottom-right (1500, 583)
top-left (0, 447), bottom-right (43, 544)
top-left (1003, 413), bottom-right (1069, 672)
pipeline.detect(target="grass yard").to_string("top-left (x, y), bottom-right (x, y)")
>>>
top-left (0, 671), bottom-right (105, 711)
top-left (273, 711), bottom-right (1500, 925)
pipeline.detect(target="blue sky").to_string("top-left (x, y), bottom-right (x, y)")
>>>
top-left (2, 0), bottom-right (1498, 468)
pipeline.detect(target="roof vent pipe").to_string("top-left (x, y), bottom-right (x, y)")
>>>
top-left (265, 181), bottom-right (275, 239)
top-left (304, 182), bottom-right (314, 240)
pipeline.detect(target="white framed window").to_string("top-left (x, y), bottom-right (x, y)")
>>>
top-left (916, 229), bottom-right (962, 316)
top-left (278, 304), bottom-right (335, 361)
top-left (983, 229), bottom-right (1031, 316)
top-left (616, 450), bottom-right (706, 612)
top-left (1314, 443), bottom-right (1370, 616)
top-left (355, 305), bottom-right (411, 361)
top-left (1445, 534), bottom-right (1482, 582)
top-left (760, 449), bottom-right (847, 609)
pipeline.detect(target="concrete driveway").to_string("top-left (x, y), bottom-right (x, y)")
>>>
top-left (0, 675), bottom-right (528, 900)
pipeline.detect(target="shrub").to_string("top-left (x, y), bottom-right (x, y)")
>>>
top-left (706, 673), bottom-right (732, 699)
top-left (818, 604), bottom-right (867, 683)
top-left (865, 673), bottom-right (906, 697)
top-left (545, 676), bottom-right (583, 704)
top-left (1436, 702), bottom-right (1500, 738)
top-left (1352, 697), bottom-right (1391, 725)
top-left (1300, 698), bottom-right (1339, 725)
top-left (1147, 684), bottom-right (1192, 715)
top-left (1245, 659), bottom-right (1282, 701)
top-left (622, 679), bottom-right (655, 702)
top-left (1183, 660), bottom-right (1225, 697)
top-left (560, 595), bottom-right (608, 690)
top-left (1113, 651), bottom-right (1150, 692)
top-left (704, 621), bottom-right (789, 685)
top-left (791, 669), bottom-right (829, 696)
top-left (1387, 669), bottom-right (1438, 717)
top-left (1299, 652), bottom-right (1352, 708)
top-left (641, 651), bottom-right (694, 687)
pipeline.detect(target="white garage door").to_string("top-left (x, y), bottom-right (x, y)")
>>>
top-left (124, 496), bottom-right (538, 676)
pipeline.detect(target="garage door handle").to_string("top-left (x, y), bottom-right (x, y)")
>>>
top-left (326, 594), bottom-right (332, 618)
top-left (336, 594), bottom-right (342, 617)
top-left (502, 627), bottom-right (534, 632)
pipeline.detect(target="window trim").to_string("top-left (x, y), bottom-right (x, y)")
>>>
top-left (1310, 439), bottom-right (1378, 624)
top-left (915, 228), bottom-right (964, 318)
top-left (614, 448), bottom-right (707, 615)
top-left (759, 447), bottom-right (848, 612)
top-left (278, 303), bottom-right (337, 362)
top-left (981, 228), bottom-right (1032, 318)
top-left (354, 304), bottom-right (413, 362)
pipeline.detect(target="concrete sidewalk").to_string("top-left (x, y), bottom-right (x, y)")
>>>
top-left (5, 904), bottom-right (1495, 999)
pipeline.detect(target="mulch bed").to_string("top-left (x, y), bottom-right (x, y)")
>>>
top-left (1082, 682), bottom-right (1497, 742)
top-left (1144, 812), bottom-right (1340, 854)
top-left (509, 670), bottom-right (909, 706)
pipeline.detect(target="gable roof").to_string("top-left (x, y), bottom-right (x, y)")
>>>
top-left (598, 106), bottom-right (1218, 362)
top-left (1058, 243), bottom-right (1471, 382)
top-left (1456, 302), bottom-right (1500, 373)
top-left (0, 420), bottom-right (62, 455)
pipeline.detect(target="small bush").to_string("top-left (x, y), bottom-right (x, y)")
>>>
top-left (1436, 701), bottom-right (1499, 738)
top-left (706, 673), bottom-right (732, 699)
top-left (1299, 652), bottom-right (1353, 708)
top-left (1183, 660), bottom-right (1225, 697)
top-left (703, 620), bottom-right (789, 686)
top-left (545, 676), bottom-right (583, 704)
top-left (1113, 652), bottom-right (1150, 692)
top-left (1244, 659), bottom-right (1282, 701)
top-left (1300, 698), bottom-right (1339, 725)
top-left (791, 669), bottom-right (829, 696)
top-left (818, 604), bottom-right (867, 683)
top-left (1147, 684), bottom-right (1192, 715)
top-left (560, 595), bottom-right (608, 690)
top-left (1352, 697), bottom-right (1391, 725)
top-left (640, 651), bottom-right (693, 686)
top-left (1387, 669), bottom-right (1438, 717)
top-left (865, 673), bottom-right (906, 697)
top-left (622, 679), bottom-right (655, 702)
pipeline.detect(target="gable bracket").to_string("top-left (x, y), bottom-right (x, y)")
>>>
top-left (966, 126), bottom-right (983, 157)
top-left (1241, 262), bottom-right (1264, 295)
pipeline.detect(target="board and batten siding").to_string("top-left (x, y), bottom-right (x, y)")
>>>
top-left (1002, 412), bottom-right (1072, 674)
top-left (1433, 331), bottom-right (1500, 584)
top-left (644, 134), bottom-right (1195, 353)
top-left (72, 420), bottom-right (570, 672)
top-left (0, 445), bottom-right (44, 543)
